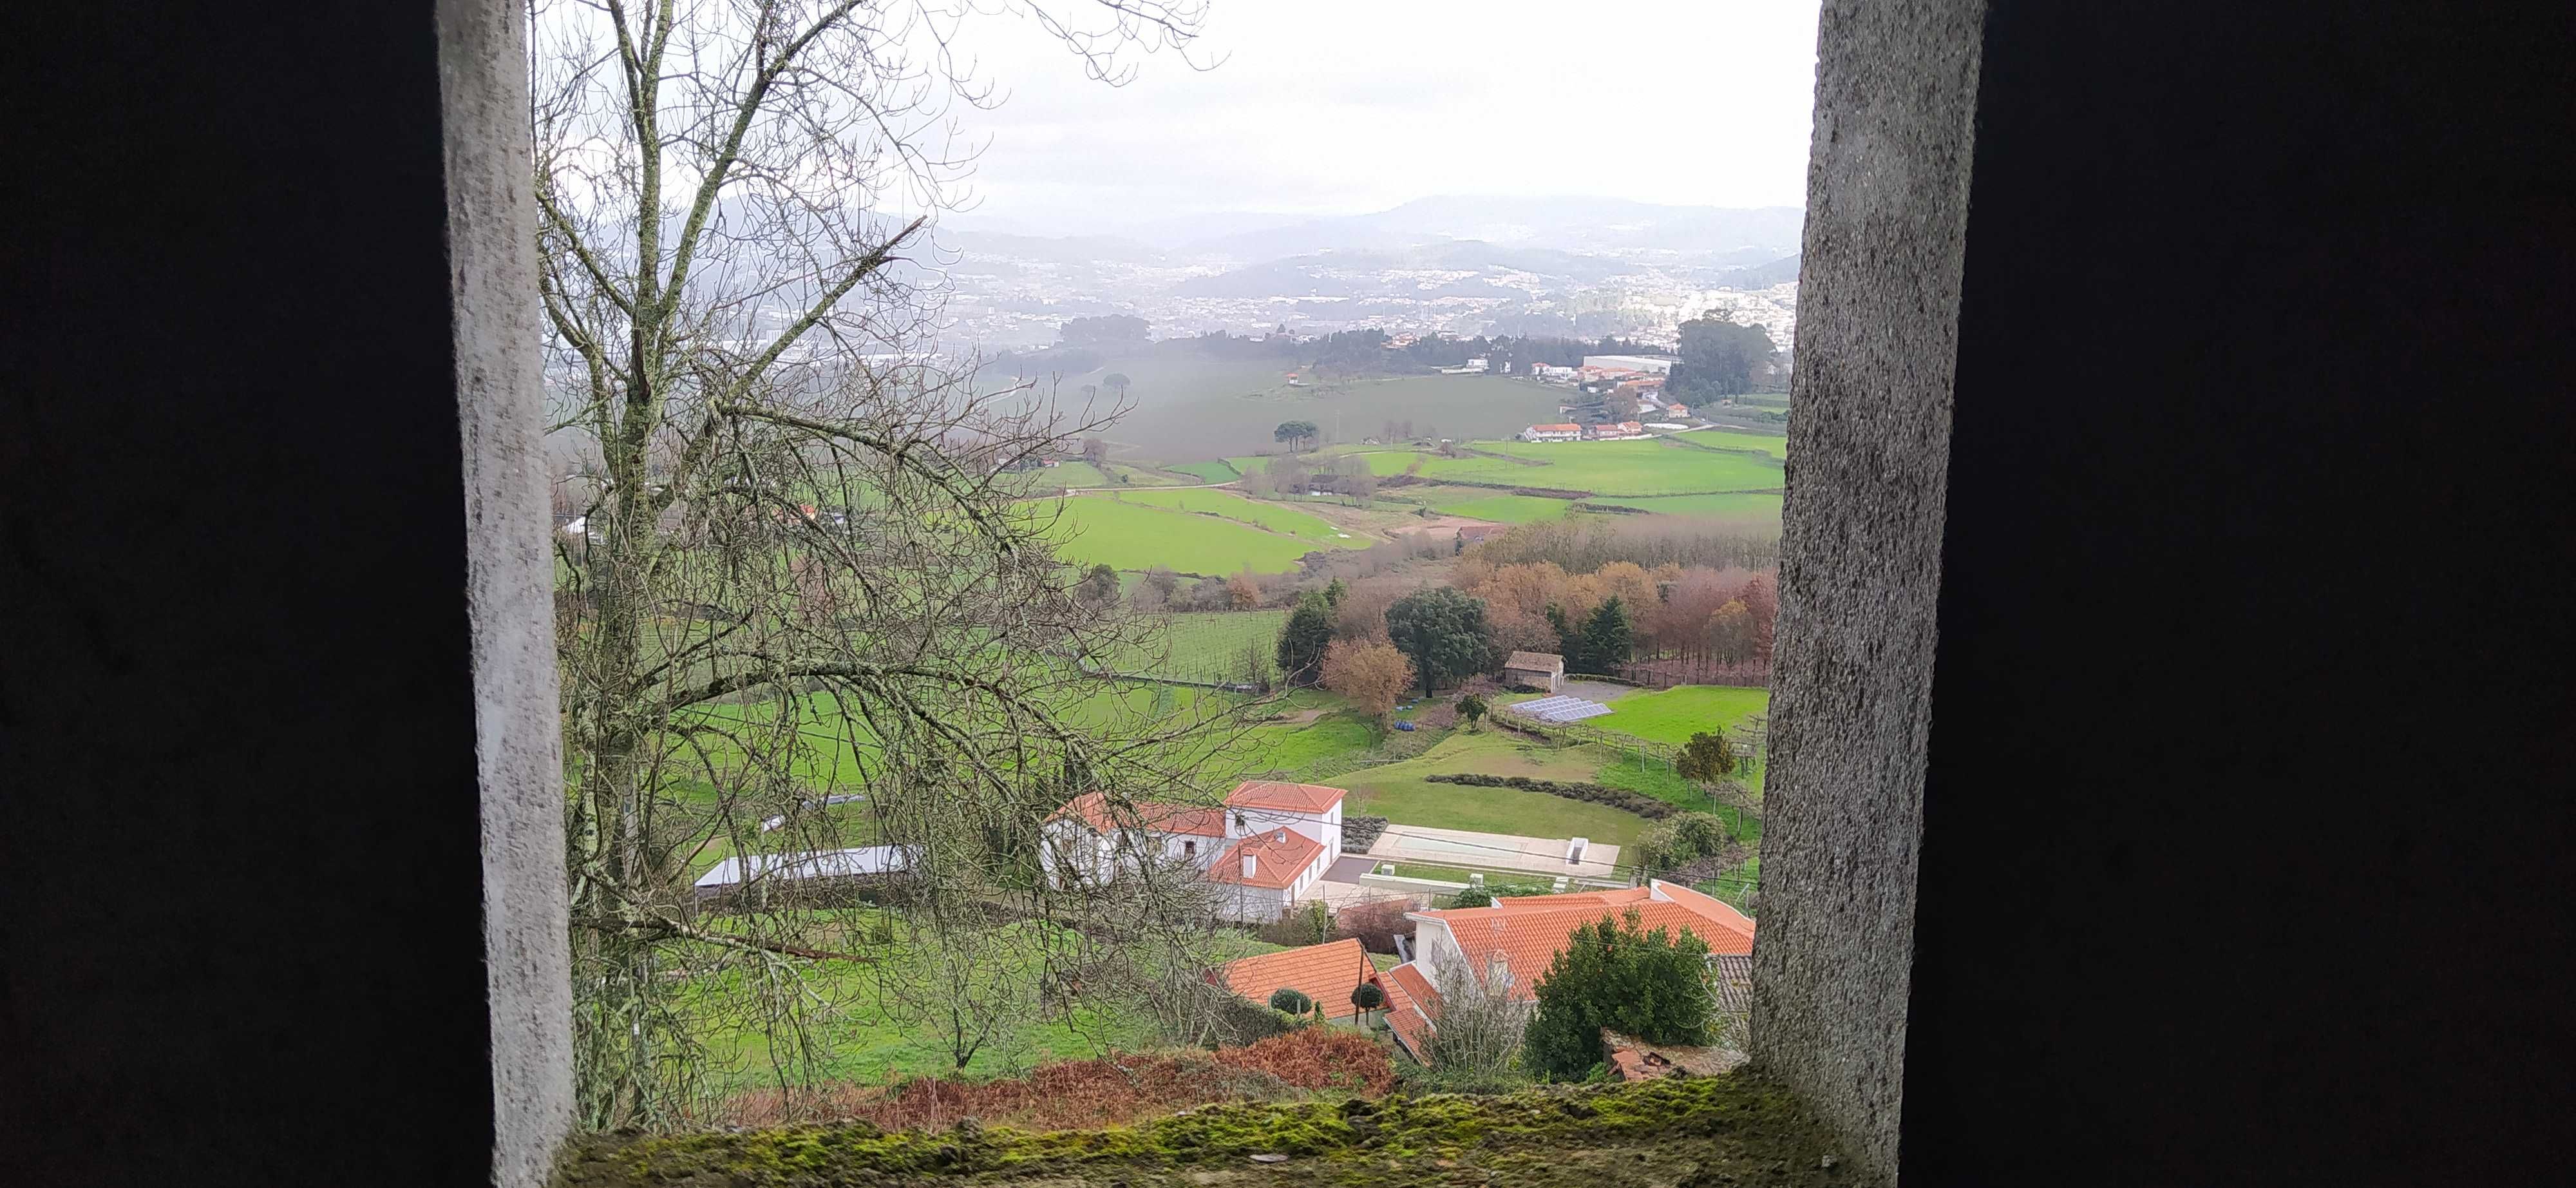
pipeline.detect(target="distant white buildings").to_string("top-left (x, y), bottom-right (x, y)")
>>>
top-left (1520, 423), bottom-right (1583, 443)
top-left (1582, 354), bottom-right (1679, 374)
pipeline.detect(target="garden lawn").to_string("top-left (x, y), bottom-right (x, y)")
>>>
top-left (1335, 731), bottom-right (1657, 849)
top-left (1592, 685), bottom-right (1772, 747)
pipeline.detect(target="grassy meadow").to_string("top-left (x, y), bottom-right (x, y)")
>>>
top-left (1035, 495), bottom-right (1347, 574)
top-left (1415, 437), bottom-right (1785, 496)
top-left (1591, 685), bottom-right (1772, 747)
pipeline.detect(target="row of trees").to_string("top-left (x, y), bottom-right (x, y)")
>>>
top-left (1276, 581), bottom-right (1497, 722)
top-left (1455, 557), bottom-right (1779, 676)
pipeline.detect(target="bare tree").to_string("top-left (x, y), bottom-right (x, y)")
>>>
top-left (1417, 955), bottom-right (1533, 1090)
top-left (527, 0), bottom-right (1221, 1129)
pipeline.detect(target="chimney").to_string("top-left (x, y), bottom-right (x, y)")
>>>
top-left (1242, 853), bottom-right (1259, 879)
top-left (1276, 829), bottom-right (1287, 843)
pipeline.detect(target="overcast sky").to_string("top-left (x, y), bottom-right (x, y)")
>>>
top-left (935, 0), bottom-right (1823, 234)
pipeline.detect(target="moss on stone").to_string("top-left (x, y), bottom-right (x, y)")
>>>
top-left (554, 1069), bottom-right (1852, 1187)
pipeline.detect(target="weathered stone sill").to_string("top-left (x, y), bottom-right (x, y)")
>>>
top-left (555, 1069), bottom-right (1851, 1187)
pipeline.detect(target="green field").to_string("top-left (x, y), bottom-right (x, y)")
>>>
top-left (1099, 488), bottom-right (1356, 545)
top-left (1338, 731), bottom-right (1656, 849)
top-left (1036, 354), bottom-right (1563, 463)
top-left (1591, 685), bottom-right (1772, 747)
top-left (1416, 437), bottom-right (1785, 497)
top-left (1095, 609), bottom-right (1289, 681)
top-left (1675, 429), bottom-right (1792, 459)
top-left (690, 912), bottom-right (1284, 1089)
top-left (1034, 495), bottom-right (1340, 575)
top-left (1167, 460), bottom-right (1240, 483)
top-left (1422, 492), bottom-right (1587, 523)
top-left (1586, 493), bottom-right (1786, 518)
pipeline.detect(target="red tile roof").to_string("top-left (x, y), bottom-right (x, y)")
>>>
top-left (1226, 780), bottom-right (1347, 814)
top-left (1218, 939), bottom-right (1373, 1020)
top-left (1528, 423), bottom-right (1582, 433)
top-left (1045, 791), bottom-right (1226, 838)
top-left (1417, 888), bottom-right (1754, 1001)
top-left (1374, 962), bottom-right (1441, 1058)
top-left (1208, 828), bottom-right (1325, 888)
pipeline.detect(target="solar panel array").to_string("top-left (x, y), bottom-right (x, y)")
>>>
top-left (1504, 695), bottom-right (1612, 723)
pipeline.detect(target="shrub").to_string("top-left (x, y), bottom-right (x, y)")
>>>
top-left (1213, 1028), bottom-right (1396, 1095)
top-left (1334, 897), bottom-right (1416, 953)
top-left (1268, 987), bottom-right (1316, 1015)
top-left (1676, 731), bottom-right (1737, 782)
top-left (1340, 814), bottom-right (1390, 852)
top-left (1448, 887), bottom-right (1495, 909)
top-left (1422, 772), bottom-right (1677, 819)
top-left (1350, 982), bottom-right (1386, 1011)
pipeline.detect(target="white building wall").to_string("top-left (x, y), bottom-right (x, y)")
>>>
top-left (1412, 921), bottom-right (1466, 993)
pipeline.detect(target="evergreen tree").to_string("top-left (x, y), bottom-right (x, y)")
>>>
top-left (1522, 910), bottom-right (1716, 1080)
top-left (1578, 597), bottom-right (1634, 675)
top-left (1322, 577), bottom-right (1348, 608)
top-left (1274, 594), bottom-right (1336, 684)
top-left (1386, 587), bottom-right (1494, 696)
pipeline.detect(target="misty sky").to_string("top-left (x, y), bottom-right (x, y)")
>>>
top-left (938, 1), bottom-right (1823, 234)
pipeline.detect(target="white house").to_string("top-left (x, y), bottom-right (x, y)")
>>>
top-left (1519, 423), bottom-right (1582, 443)
top-left (1039, 780), bottom-right (1349, 923)
top-left (1580, 354), bottom-right (1679, 374)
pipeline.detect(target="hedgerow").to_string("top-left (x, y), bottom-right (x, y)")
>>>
top-left (1422, 773), bottom-right (1676, 819)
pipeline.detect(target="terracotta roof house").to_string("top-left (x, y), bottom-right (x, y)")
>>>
top-left (1370, 881), bottom-right (1756, 1064)
top-left (1501, 651), bottom-right (1565, 693)
top-left (1215, 937), bottom-right (1375, 1020)
top-left (1519, 423), bottom-right (1582, 443)
top-left (1039, 781), bottom-right (1349, 923)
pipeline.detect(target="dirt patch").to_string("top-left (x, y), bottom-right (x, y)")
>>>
top-left (1269, 707), bottom-right (1330, 726)
top-left (1387, 513), bottom-right (1498, 539)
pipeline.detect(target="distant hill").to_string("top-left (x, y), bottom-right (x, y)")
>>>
top-left (1170, 241), bottom-right (1636, 300)
top-left (1724, 253), bottom-right (1802, 288)
top-left (1181, 196), bottom-right (1806, 262)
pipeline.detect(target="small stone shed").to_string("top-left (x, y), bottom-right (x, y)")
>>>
top-left (1501, 651), bottom-right (1566, 693)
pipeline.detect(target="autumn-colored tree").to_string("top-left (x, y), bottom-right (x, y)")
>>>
top-left (1707, 599), bottom-right (1754, 664)
top-left (1321, 639), bottom-right (1414, 727)
top-left (1081, 437), bottom-right (1110, 469)
top-left (1225, 571), bottom-right (1262, 611)
top-left (1740, 573), bottom-right (1779, 663)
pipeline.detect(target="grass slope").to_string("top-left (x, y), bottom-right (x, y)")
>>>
top-left (1338, 731), bottom-right (1656, 849)
top-left (1101, 488), bottom-right (1354, 544)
